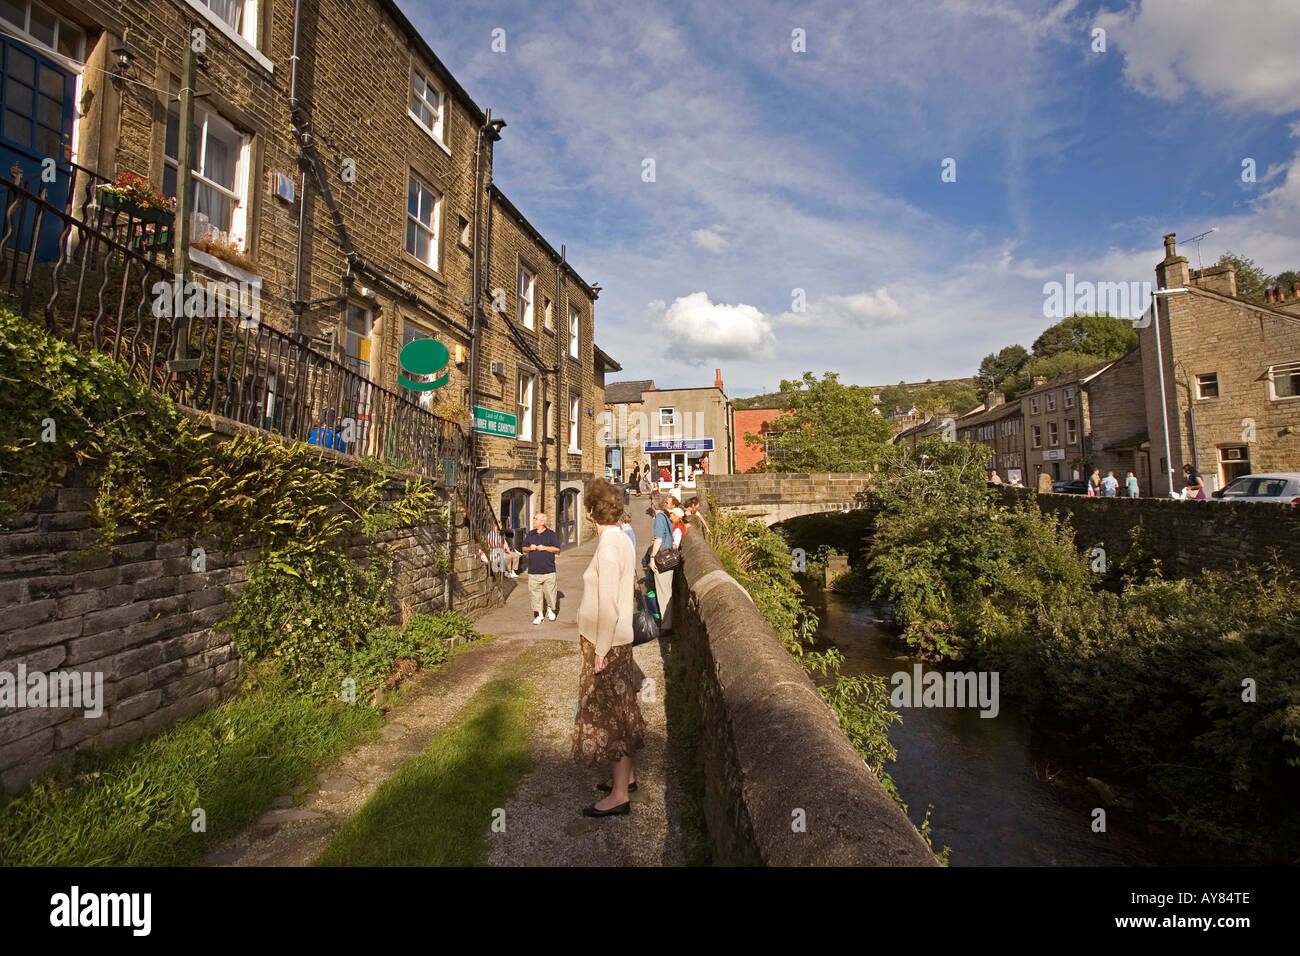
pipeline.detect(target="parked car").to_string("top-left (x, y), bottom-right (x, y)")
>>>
top-left (1210, 473), bottom-right (1300, 503)
top-left (1052, 479), bottom-right (1090, 495)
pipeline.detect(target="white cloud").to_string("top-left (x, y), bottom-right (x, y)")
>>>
top-left (690, 225), bottom-right (729, 252)
top-left (773, 289), bottom-right (908, 327)
top-left (645, 292), bottom-right (775, 363)
top-left (1095, 0), bottom-right (1300, 115)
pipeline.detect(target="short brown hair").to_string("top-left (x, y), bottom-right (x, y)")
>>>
top-left (584, 478), bottom-right (623, 525)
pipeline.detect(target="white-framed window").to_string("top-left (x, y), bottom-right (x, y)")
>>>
top-left (1030, 396), bottom-right (1039, 415)
top-left (1048, 421), bottom-right (1059, 447)
top-left (1196, 372), bottom-right (1219, 399)
top-left (517, 266), bottom-right (535, 329)
top-left (1268, 361), bottom-right (1300, 400)
top-left (409, 65), bottom-right (446, 145)
top-left (183, 0), bottom-right (269, 70)
top-left (0, 0), bottom-right (84, 61)
top-left (1046, 392), bottom-right (1056, 412)
top-left (1031, 424), bottom-right (1041, 449)
top-left (569, 393), bottom-right (580, 451)
top-left (344, 303), bottom-right (372, 375)
top-left (568, 304), bottom-right (580, 358)
top-left (1064, 386), bottom-right (1075, 408)
top-left (516, 371), bottom-right (535, 441)
top-left (164, 87), bottom-right (250, 246)
top-left (1219, 445), bottom-right (1251, 485)
top-left (659, 407), bottom-right (675, 429)
top-left (1066, 418), bottom-right (1077, 444)
top-left (405, 173), bottom-right (440, 269)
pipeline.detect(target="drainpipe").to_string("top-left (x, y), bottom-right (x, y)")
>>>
top-left (555, 246), bottom-right (565, 530)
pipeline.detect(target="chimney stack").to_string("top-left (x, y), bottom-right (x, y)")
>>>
top-left (1293, 282), bottom-right (1300, 299)
top-left (1032, 376), bottom-right (1048, 387)
top-left (987, 390), bottom-right (1005, 408)
top-left (1278, 286), bottom-right (1289, 302)
top-left (714, 368), bottom-right (723, 391)
top-left (1156, 232), bottom-right (1190, 289)
top-left (1267, 287), bottom-right (1276, 304)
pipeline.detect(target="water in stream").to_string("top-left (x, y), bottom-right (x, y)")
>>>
top-left (814, 593), bottom-right (1175, 866)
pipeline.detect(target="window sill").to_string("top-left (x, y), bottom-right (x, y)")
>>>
top-left (191, 247), bottom-right (262, 285)
top-left (408, 110), bottom-right (452, 157)
top-left (1268, 394), bottom-right (1299, 403)
top-left (183, 0), bottom-right (274, 73)
top-left (401, 250), bottom-right (447, 285)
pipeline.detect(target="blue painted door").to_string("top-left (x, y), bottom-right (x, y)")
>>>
top-left (0, 35), bottom-right (75, 259)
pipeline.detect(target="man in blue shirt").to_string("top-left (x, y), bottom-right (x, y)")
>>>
top-left (522, 512), bottom-right (560, 625)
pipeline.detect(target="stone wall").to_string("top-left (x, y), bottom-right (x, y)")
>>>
top-left (671, 525), bottom-right (936, 866)
top-left (0, 417), bottom-right (494, 794)
top-left (999, 486), bottom-right (1300, 576)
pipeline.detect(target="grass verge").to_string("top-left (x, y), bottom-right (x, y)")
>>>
top-left (313, 668), bottom-right (535, 866)
top-left (0, 671), bottom-right (381, 866)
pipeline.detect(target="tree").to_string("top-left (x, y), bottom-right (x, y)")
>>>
top-left (1215, 252), bottom-right (1268, 303)
top-left (743, 371), bottom-right (894, 472)
top-left (977, 345), bottom-right (1029, 393)
top-left (1000, 350), bottom-right (1103, 399)
top-left (1031, 314), bottom-right (1136, 359)
top-left (1272, 269), bottom-right (1300, 292)
top-left (877, 384), bottom-right (912, 412)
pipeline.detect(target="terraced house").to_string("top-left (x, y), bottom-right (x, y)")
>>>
top-left (14, 0), bottom-right (612, 553)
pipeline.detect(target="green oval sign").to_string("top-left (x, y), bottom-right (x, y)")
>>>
top-left (399, 338), bottom-right (450, 391)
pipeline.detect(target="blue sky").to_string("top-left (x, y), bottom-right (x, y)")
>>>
top-left (403, 0), bottom-right (1300, 397)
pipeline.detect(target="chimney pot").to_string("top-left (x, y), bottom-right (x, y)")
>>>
top-left (1266, 288), bottom-right (1275, 304)
top-left (1292, 282), bottom-right (1300, 297)
top-left (1163, 233), bottom-right (1177, 258)
top-left (714, 368), bottom-right (723, 391)
top-left (1278, 285), bottom-right (1288, 302)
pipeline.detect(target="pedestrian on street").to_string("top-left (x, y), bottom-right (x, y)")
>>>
top-left (522, 512), bottom-right (560, 624)
top-left (639, 460), bottom-right (652, 495)
top-left (573, 478), bottom-right (644, 818)
top-left (1183, 463), bottom-right (1207, 499)
top-left (683, 496), bottom-right (710, 535)
top-left (1125, 472), bottom-right (1139, 498)
top-left (670, 507), bottom-right (686, 547)
top-left (627, 463), bottom-right (642, 496)
top-left (648, 493), bottom-right (678, 632)
top-left (1102, 471), bottom-right (1119, 497)
top-left (620, 511), bottom-right (637, 552)
top-left (1088, 469), bottom-right (1101, 497)
top-left (481, 524), bottom-right (520, 577)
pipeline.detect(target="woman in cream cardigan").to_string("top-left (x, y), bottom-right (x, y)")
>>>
top-left (573, 477), bottom-right (645, 817)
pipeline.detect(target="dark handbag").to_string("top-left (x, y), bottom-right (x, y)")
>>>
top-left (653, 546), bottom-right (682, 571)
top-left (632, 587), bottom-right (660, 645)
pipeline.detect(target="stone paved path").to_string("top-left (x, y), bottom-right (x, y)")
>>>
top-left (208, 494), bottom-right (684, 866)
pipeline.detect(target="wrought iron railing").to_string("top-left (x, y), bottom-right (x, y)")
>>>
top-left (1, 171), bottom-right (505, 601)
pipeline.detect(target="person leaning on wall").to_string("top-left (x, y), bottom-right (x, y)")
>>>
top-left (573, 477), bottom-right (645, 817)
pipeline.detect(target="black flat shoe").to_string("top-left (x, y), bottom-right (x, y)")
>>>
top-left (582, 801), bottom-right (630, 817)
top-left (596, 781), bottom-right (637, 794)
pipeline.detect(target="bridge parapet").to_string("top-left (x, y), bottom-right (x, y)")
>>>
top-left (672, 523), bottom-right (937, 866)
top-left (697, 473), bottom-right (873, 525)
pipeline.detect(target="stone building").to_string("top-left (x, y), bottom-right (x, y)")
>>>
top-left (956, 392), bottom-right (1025, 483)
top-left (1019, 361), bottom-right (1114, 485)
top-left (603, 370), bottom-right (735, 495)
top-left (1083, 349), bottom-right (1151, 494)
top-left (42, 0), bottom-right (612, 547)
top-left (1141, 234), bottom-right (1300, 494)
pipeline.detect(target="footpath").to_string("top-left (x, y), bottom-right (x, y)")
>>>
top-left (207, 494), bottom-right (683, 867)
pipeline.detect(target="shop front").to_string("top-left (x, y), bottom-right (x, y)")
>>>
top-left (644, 438), bottom-right (714, 496)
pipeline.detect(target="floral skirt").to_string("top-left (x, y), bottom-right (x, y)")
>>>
top-left (571, 637), bottom-right (646, 766)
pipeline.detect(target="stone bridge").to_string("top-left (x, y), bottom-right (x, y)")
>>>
top-left (695, 473), bottom-right (873, 526)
